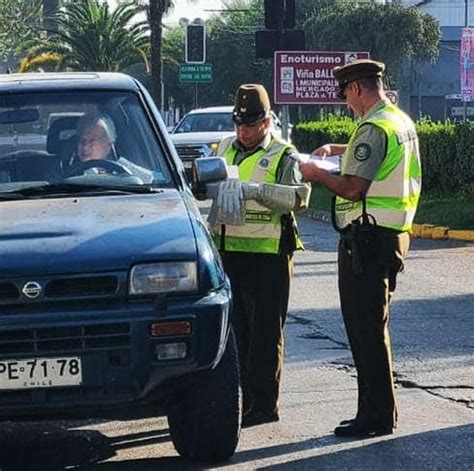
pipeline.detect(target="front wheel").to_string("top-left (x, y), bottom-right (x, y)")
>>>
top-left (167, 328), bottom-right (242, 462)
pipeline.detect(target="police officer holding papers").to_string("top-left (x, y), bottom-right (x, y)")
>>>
top-left (208, 84), bottom-right (310, 427)
top-left (300, 59), bottom-right (422, 438)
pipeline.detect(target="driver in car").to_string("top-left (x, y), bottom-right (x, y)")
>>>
top-left (68, 112), bottom-right (153, 183)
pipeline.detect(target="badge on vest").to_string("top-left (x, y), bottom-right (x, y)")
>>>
top-left (354, 143), bottom-right (372, 161)
top-left (259, 158), bottom-right (270, 169)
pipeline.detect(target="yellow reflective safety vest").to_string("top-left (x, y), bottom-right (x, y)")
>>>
top-left (212, 135), bottom-right (303, 254)
top-left (335, 102), bottom-right (422, 232)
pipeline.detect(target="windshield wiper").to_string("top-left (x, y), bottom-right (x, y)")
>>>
top-left (0, 193), bottom-right (25, 200)
top-left (0, 182), bottom-right (163, 198)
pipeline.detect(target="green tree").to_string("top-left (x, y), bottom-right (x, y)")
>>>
top-left (131, 0), bottom-right (197, 109)
top-left (162, 0), bottom-right (441, 115)
top-left (0, 0), bottom-right (42, 68)
top-left (205, 0), bottom-right (266, 105)
top-left (21, 1), bottom-right (149, 72)
top-left (303, 2), bottom-right (441, 85)
top-left (162, 26), bottom-right (192, 111)
top-left (162, 0), bottom-right (267, 111)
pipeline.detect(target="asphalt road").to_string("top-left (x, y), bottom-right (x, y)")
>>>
top-left (0, 215), bottom-right (472, 470)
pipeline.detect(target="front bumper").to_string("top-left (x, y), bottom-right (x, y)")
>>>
top-left (0, 287), bottom-right (230, 420)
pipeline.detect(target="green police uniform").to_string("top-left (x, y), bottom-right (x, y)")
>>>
top-left (333, 61), bottom-right (421, 434)
top-left (213, 84), bottom-right (306, 425)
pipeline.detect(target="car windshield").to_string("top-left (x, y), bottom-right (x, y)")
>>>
top-left (0, 91), bottom-right (172, 196)
top-left (174, 112), bottom-right (234, 133)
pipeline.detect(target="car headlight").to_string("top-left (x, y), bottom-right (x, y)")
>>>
top-left (210, 142), bottom-right (219, 153)
top-left (129, 262), bottom-right (198, 295)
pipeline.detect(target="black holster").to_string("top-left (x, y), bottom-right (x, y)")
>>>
top-left (349, 217), bottom-right (379, 275)
top-left (333, 197), bottom-right (378, 275)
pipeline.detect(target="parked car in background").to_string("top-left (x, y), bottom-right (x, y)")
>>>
top-left (170, 106), bottom-right (283, 179)
top-left (0, 72), bottom-right (240, 462)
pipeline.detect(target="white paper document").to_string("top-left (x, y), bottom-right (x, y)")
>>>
top-left (226, 165), bottom-right (240, 179)
top-left (293, 153), bottom-right (341, 173)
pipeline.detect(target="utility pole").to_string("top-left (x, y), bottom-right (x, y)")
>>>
top-left (260, 0), bottom-right (301, 142)
top-left (277, 2), bottom-right (289, 141)
top-left (463, 0), bottom-right (469, 120)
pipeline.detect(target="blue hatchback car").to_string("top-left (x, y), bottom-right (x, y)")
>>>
top-left (0, 72), bottom-right (240, 462)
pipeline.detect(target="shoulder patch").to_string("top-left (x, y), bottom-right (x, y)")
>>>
top-left (354, 143), bottom-right (371, 161)
top-left (259, 157), bottom-right (270, 168)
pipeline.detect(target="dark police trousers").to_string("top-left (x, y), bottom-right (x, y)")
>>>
top-left (338, 228), bottom-right (410, 428)
top-left (222, 251), bottom-right (293, 415)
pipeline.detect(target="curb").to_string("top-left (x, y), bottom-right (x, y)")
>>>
top-left (411, 224), bottom-right (474, 242)
top-left (303, 210), bottom-right (474, 242)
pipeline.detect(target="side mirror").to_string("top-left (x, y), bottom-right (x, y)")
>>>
top-left (192, 157), bottom-right (228, 199)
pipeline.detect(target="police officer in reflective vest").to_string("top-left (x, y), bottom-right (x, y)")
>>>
top-left (300, 60), bottom-right (422, 438)
top-left (211, 84), bottom-right (310, 427)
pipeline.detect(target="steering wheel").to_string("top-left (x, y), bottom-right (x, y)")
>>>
top-left (65, 159), bottom-right (132, 177)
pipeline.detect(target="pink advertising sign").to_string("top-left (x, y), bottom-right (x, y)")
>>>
top-left (274, 51), bottom-right (370, 105)
top-left (460, 28), bottom-right (474, 102)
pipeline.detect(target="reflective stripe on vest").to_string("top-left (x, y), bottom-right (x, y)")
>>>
top-left (212, 135), bottom-right (294, 253)
top-left (336, 103), bottom-right (422, 232)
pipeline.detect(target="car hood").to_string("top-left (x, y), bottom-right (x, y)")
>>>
top-left (0, 191), bottom-right (197, 276)
top-left (170, 131), bottom-right (235, 146)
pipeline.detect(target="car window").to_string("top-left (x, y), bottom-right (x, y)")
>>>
top-left (174, 112), bottom-right (234, 133)
top-left (0, 91), bottom-right (172, 192)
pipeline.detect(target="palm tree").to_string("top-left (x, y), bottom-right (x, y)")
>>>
top-left (128, 1), bottom-right (174, 110)
top-left (42, 0), bottom-right (59, 30)
top-left (134, 1), bottom-right (197, 110)
top-left (21, 1), bottom-right (149, 72)
top-left (149, 1), bottom-right (172, 110)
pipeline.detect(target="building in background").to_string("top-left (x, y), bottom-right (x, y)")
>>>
top-left (399, 0), bottom-right (473, 120)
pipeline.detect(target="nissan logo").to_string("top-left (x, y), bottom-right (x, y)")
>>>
top-left (21, 281), bottom-right (42, 299)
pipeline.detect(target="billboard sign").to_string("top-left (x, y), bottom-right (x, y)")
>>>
top-left (274, 51), bottom-right (369, 104)
top-left (460, 27), bottom-right (474, 102)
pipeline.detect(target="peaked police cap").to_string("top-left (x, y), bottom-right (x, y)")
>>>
top-left (334, 59), bottom-right (385, 99)
top-left (233, 84), bottom-right (271, 124)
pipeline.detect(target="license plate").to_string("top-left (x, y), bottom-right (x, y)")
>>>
top-left (0, 356), bottom-right (82, 390)
top-left (183, 161), bottom-right (193, 169)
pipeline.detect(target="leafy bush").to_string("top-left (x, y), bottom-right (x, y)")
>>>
top-left (292, 116), bottom-right (473, 197)
top-left (454, 121), bottom-right (474, 196)
top-left (292, 115), bottom-right (356, 153)
top-left (416, 119), bottom-right (456, 195)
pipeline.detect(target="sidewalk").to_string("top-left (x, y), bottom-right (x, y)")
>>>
top-left (304, 210), bottom-right (474, 242)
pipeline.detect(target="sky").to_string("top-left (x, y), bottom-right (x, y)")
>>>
top-left (163, 0), bottom-right (226, 25)
top-left (108, 1), bottom-right (226, 26)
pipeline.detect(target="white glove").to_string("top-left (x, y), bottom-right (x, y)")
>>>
top-left (258, 184), bottom-right (296, 213)
top-left (241, 182), bottom-right (260, 200)
top-left (208, 179), bottom-right (245, 228)
top-left (241, 182), bottom-right (311, 213)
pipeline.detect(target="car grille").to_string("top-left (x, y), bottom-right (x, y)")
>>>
top-left (45, 276), bottom-right (118, 298)
top-left (0, 323), bottom-right (131, 357)
top-left (0, 274), bottom-right (121, 306)
top-left (0, 283), bottom-right (19, 302)
top-left (175, 145), bottom-right (207, 160)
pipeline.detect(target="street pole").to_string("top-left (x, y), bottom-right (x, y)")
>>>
top-left (278, 1), bottom-right (290, 141)
top-left (463, 0), bottom-right (468, 120)
top-left (160, 59), bottom-right (165, 115)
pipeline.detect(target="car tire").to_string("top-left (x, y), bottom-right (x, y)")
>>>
top-left (167, 328), bottom-right (241, 462)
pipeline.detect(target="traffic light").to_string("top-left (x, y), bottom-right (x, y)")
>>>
top-left (255, 29), bottom-right (305, 59)
top-left (186, 24), bottom-right (205, 64)
top-left (264, 0), bottom-right (295, 29)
